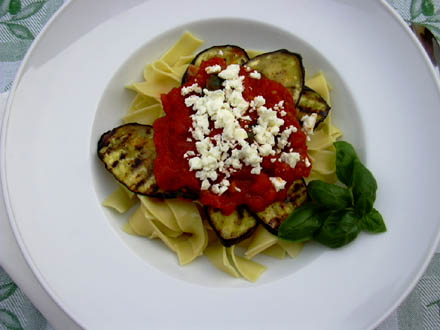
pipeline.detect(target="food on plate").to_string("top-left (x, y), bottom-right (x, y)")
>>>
top-left (245, 50), bottom-right (304, 104)
top-left (204, 206), bottom-right (258, 247)
top-left (279, 142), bottom-right (386, 248)
top-left (182, 45), bottom-right (249, 83)
top-left (97, 32), bottom-right (385, 281)
top-left (255, 179), bottom-right (308, 235)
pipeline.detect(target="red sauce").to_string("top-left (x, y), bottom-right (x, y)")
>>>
top-left (154, 58), bottom-right (311, 215)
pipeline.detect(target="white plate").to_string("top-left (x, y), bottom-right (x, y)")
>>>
top-left (2, 0), bottom-right (440, 329)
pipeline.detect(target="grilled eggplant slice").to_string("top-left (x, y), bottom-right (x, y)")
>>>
top-left (245, 50), bottom-right (305, 105)
top-left (205, 206), bottom-right (259, 247)
top-left (255, 179), bottom-right (308, 235)
top-left (297, 86), bottom-right (331, 128)
top-left (182, 45), bottom-right (249, 83)
top-left (98, 123), bottom-right (173, 198)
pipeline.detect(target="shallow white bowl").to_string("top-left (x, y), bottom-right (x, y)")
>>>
top-left (2, 0), bottom-right (440, 329)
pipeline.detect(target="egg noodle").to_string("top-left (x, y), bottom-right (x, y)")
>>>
top-left (102, 32), bottom-right (343, 282)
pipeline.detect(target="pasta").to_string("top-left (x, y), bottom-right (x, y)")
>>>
top-left (102, 185), bottom-right (138, 213)
top-left (102, 32), bottom-right (342, 281)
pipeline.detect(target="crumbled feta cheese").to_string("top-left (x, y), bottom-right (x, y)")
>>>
top-left (280, 110), bottom-right (287, 117)
top-left (183, 63), bottom-right (298, 195)
top-left (189, 157), bottom-right (203, 170)
top-left (228, 90), bottom-right (249, 113)
top-left (270, 177), bottom-right (286, 192)
top-left (250, 165), bottom-right (262, 175)
top-left (277, 126), bottom-right (297, 150)
top-left (259, 143), bottom-right (275, 156)
top-left (183, 150), bottom-right (195, 159)
top-left (218, 64), bottom-right (240, 80)
top-left (235, 186), bottom-right (241, 192)
top-left (305, 157), bottom-right (311, 167)
top-left (250, 71), bottom-right (261, 79)
top-left (250, 95), bottom-right (265, 109)
top-left (185, 95), bottom-right (200, 108)
top-left (280, 152), bottom-right (301, 168)
top-left (181, 83), bottom-right (202, 96)
top-left (201, 179), bottom-right (211, 190)
top-left (301, 113), bottom-right (317, 135)
top-left (218, 50), bottom-right (224, 56)
top-left (205, 64), bottom-right (222, 74)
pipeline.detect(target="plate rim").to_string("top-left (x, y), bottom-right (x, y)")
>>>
top-left (0, 0), bottom-right (87, 328)
top-left (1, 1), bottom-right (440, 329)
top-left (368, 1), bottom-right (440, 328)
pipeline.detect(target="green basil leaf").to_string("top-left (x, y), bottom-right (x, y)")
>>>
top-left (352, 159), bottom-right (377, 216)
top-left (8, 0), bottom-right (20, 15)
top-left (314, 210), bottom-right (360, 248)
top-left (422, 0), bottom-right (435, 16)
top-left (11, 1), bottom-right (45, 21)
top-left (308, 180), bottom-right (352, 210)
top-left (0, 0), bottom-right (11, 17)
top-left (5, 23), bottom-right (33, 39)
top-left (360, 208), bottom-right (386, 233)
top-left (278, 203), bottom-right (323, 242)
top-left (334, 141), bottom-right (358, 187)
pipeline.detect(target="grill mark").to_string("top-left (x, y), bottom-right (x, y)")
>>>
top-left (132, 158), bottom-right (143, 168)
top-left (135, 178), bottom-right (146, 189)
top-left (299, 107), bottom-right (320, 115)
top-left (292, 183), bottom-right (302, 192)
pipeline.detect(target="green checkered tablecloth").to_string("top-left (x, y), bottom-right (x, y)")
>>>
top-left (0, 0), bottom-right (439, 329)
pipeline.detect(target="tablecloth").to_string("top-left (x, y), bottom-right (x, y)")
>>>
top-left (0, 0), bottom-right (439, 329)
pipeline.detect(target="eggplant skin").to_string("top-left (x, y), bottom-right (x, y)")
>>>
top-left (255, 179), bottom-right (308, 235)
top-left (97, 123), bottom-right (171, 198)
top-left (244, 49), bottom-right (305, 105)
top-left (182, 45), bottom-right (249, 83)
top-left (204, 206), bottom-right (259, 247)
top-left (297, 86), bottom-right (331, 128)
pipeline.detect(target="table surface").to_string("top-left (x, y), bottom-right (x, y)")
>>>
top-left (1, 1), bottom-right (440, 329)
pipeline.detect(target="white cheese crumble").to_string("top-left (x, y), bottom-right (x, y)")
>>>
top-left (183, 150), bottom-right (195, 159)
top-left (305, 157), bottom-right (311, 167)
top-left (274, 100), bottom-right (285, 110)
top-left (181, 83), bottom-right (202, 96)
top-left (181, 63), bottom-right (307, 196)
top-left (277, 125), bottom-right (297, 150)
top-left (270, 177), bottom-right (287, 192)
top-left (249, 70), bottom-right (261, 79)
top-left (250, 95), bottom-right (265, 109)
top-left (201, 179), bottom-right (211, 190)
top-left (218, 50), bottom-right (224, 56)
top-left (280, 152), bottom-right (301, 168)
top-left (218, 64), bottom-right (240, 80)
top-left (205, 64), bottom-right (222, 74)
top-left (301, 113), bottom-right (317, 135)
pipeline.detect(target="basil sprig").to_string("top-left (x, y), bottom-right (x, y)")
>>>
top-left (278, 141), bottom-right (386, 248)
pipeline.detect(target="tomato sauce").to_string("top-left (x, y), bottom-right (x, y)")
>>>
top-left (154, 58), bottom-right (311, 215)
